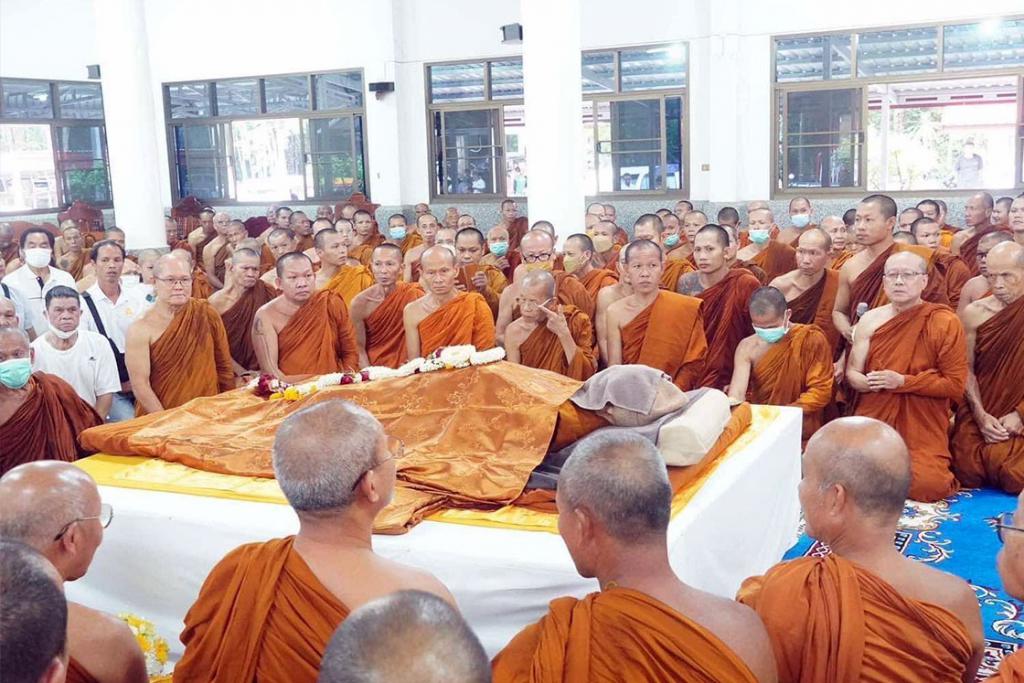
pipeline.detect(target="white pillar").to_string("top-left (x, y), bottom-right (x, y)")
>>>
top-left (521, 0), bottom-right (584, 245)
top-left (93, 0), bottom-right (166, 250)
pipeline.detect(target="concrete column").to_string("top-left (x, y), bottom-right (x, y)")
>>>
top-left (93, 0), bottom-right (165, 249)
top-left (521, 0), bottom-right (584, 244)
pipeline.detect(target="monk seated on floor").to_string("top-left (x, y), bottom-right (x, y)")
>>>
top-left (314, 228), bottom-right (374, 307)
top-left (728, 287), bottom-right (833, 441)
top-left (351, 244), bottom-right (424, 369)
top-left (564, 233), bottom-right (617, 300)
top-left (174, 400), bottom-right (454, 681)
top-left (957, 231), bottom-right (1014, 314)
top-left (738, 417), bottom-right (984, 682)
top-left (735, 208), bottom-right (797, 284)
top-left (846, 251), bottom-right (967, 502)
top-left (319, 591), bottom-right (490, 683)
top-left (208, 247), bottom-right (276, 382)
top-left (989, 491), bottom-right (1024, 680)
top-left (768, 227), bottom-right (841, 353)
top-left (492, 432), bottom-right (777, 683)
top-left (454, 227), bottom-right (508, 317)
top-left (0, 462), bottom-right (147, 683)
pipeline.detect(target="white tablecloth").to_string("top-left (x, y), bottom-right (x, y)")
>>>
top-left (68, 405), bottom-right (802, 659)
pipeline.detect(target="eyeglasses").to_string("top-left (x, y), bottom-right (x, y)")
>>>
top-left (995, 511), bottom-right (1024, 544)
top-left (351, 435), bottom-right (405, 490)
top-left (515, 297), bottom-right (553, 310)
top-left (155, 276), bottom-right (193, 288)
top-left (53, 503), bottom-right (113, 541)
top-left (522, 253), bottom-right (552, 263)
top-left (882, 271), bottom-right (926, 282)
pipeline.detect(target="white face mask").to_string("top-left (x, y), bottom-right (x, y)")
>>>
top-left (48, 324), bottom-right (78, 340)
top-left (24, 248), bottom-right (52, 269)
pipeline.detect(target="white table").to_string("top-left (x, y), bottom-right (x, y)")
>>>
top-left (68, 405), bottom-right (802, 660)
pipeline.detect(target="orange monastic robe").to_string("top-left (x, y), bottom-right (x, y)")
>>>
top-left (748, 324), bottom-right (833, 439)
top-left (989, 651), bottom-right (1024, 682)
top-left (613, 226), bottom-right (630, 247)
top-left (397, 232), bottom-right (423, 255)
top-left (0, 372), bottom-right (102, 475)
top-left (220, 281), bottom-right (276, 372)
top-left (787, 269), bottom-right (841, 353)
top-left (932, 250), bottom-right (971, 309)
top-left (350, 233), bottom-right (384, 267)
top-left (744, 241), bottom-right (797, 283)
top-left (738, 554), bottom-right (973, 683)
top-left (698, 269), bottom-right (761, 389)
top-left (259, 243), bottom-right (276, 275)
top-left (852, 303), bottom-right (967, 502)
top-left (597, 245), bottom-right (622, 270)
top-left (551, 270), bottom-right (596, 322)
top-left (660, 258), bottom-right (696, 291)
top-left (621, 291), bottom-right (707, 391)
top-left (191, 269), bottom-right (213, 300)
top-left (939, 225), bottom-right (958, 250)
top-left (830, 250), bottom-right (854, 270)
top-left (492, 587), bottom-right (757, 683)
top-left (278, 290), bottom-right (359, 375)
top-left (174, 537), bottom-right (349, 683)
top-left (144, 299), bottom-right (234, 414)
top-left (66, 657), bottom-right (99, 683)
top-left (846, 244), bottom-right (948, 320)
top-left (418, 292), bottom-right (496, 357)
top-left (518, 305), bottom-right (596, 381)
top-left (62, 252), bottom-right (91, 281)
top-left (959, 223), bottom-right (1008, 276)
top-left (952, 295), bottom-right (1024, 492)
top-left (457, 264), bottom-right (507, 318)
top-left (576, 268), bottom-right (618, 300)
top-left (322, 265), bottom-right (374, 307)
top-left (364, 283), bottom-right (424, 368)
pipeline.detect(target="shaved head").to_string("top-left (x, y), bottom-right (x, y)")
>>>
top-left (566, 233), bottom-right (594, 254)
top-left (980, 231), bottom-right (1014, 250)
top-left (798, 227), bottom-right (831, 252)
top-left (421, 244), bottom-right (457, 268)
top-left (275, 252), bottom-right (313, 278)
top-left (0, 541), bottom-right (68, 683)
top-left (624, 239), bottom-right (663, 264)
top-left (885, 250), bottom-right (927, 274)
top-left (986, 242), bottom-right (1024, 304)
top-left (169, 248), bottom-right (195, 270)
top-left (231, 247), bottom-right (260, 264)
top-left (633, 213), bottom-right (664, 236)
top-left (520, 229), bottom-right (555, 252)
top-left (746, 200), bottom-right (770, 212)
top-left (520, 269), bottom-right (557, 299)
top-left (971, 191), bottom-right (995, 210)
top-left (695, 224), bottom-right (730, 250)
top-left (862, 194), bottom-right (898, 220)
top-left (156, 252), bottom-right (191, 278)
top-left (717, 206), bottom-right (740, 226)
top-left (0, 461), bottom-right (98, 551)
top-left (0, 326), bottom-right (30, 349)
top-left (319, 590), bottom-right (489, 683)
top-left (749, 207), bottom-right (775, 224)
top-left (748, 286), bottom-right (788, 318)
top-left (892, 231), bottom-right (917, 245)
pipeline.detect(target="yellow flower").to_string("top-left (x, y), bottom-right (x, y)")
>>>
top-left (282, 387), bottom-right (301, 401)
top-left (269, 392), bottom-right (283, 400)
top-left (139, 635), bottom-right (152, 651)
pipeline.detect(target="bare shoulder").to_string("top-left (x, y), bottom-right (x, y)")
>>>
top-left (68, 602), bottom-right (143, 658)
top-left (387, 559), bottom-right (456, 606)
top-left (676, 271), bottom-right (703, 295)
top-left (735, 333), bottom-right (758, 357)
top-left (962, 297), bottom-right (997, 330)
top-left (768, 271), bottom-right (792, 290)
top-left (855, 305), bottom-right (889, 337)
top-left (687, 591), bottom-right (777, 681)
top-left (907, 560), bottom-right (980, 625)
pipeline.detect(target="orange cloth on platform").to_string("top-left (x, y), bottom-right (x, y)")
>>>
top-left (457, 264), bottom-right (507, 318)
top-left (737, 554), bottom-right (973, 683)
top-left (278, 290), bottom-right (359, 375)
top-left (220, 282), bottom-right (276, 372)
top-left (989, 651), bottom-right (1024, 682)
top-left (322, 265), bottom-right (374, 307)
top-left (960, 223), bottom-right (1009, 276)
top-left (66, 657), bottom-right (99, 683)
top-left (397, 232), bottom-right (423, 255)
top-left (621, 291), bottom-right (707, 390)
top-left (576, 268), bottom-right (618, 300)
top-left (660, 258), bottom-right (696, 291)
top-left (492, 587), bottom-right (757, 683)
top-left (144, 299), bottom-right (234, 414)
top-left (749, 324), bottom-right (833, 439)
top-left (698, 269), bottom-right (761, 389)
top-left (173, 536), bottom-right (349, 683)
top-left (518, 305), bottom-right (596, 380)
top-left (418, 292), bottom-right (496, 357)
top-left (851, 303), bottom-right (967, 502)
top-left (744, 241), bottom-right (797, 283)
top-left (364, 282), bottom-right (424, 368)
top-left (787, 269), bottom-right (841, 353)
top-left (952, 296), bottom-right (1024, 492)
top-left (350, 233), bottom-right (384, 267)
top-left (0, 372), bottom-right (101, 475)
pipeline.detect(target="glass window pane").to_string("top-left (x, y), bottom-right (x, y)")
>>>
top-left (168, 83), bottom-right (211, 119)
top-left (313, 72), bottom-right (363, 110)
top-left (429, 63), bottom-right (486, 103)
top-left (0, 123), bottom-right (58, 211)
top-left (490, 60), bottom-right (523, 100)
top-left (1, 81), bottom-right (53, 119)
top-left (943, 19), bottom-right (1024, 72)
top-left (775, 35), bottom-right (852, 82)
top-left (503, 105), bottom-right (526, 196)
top-left (57, 83), bottom-right (103, 119)
top-left (664, 96), bottom-right (683, 191)
top-left (784, 89), bottom-right (862, 189)
top-left (596, 99), bottom-right (662, 192)
top-left (435, 109), bottom-right (499, 194)
top-left (231, 118), bottom-right (305, 201)
top-left (857, 27), bottom-right (939, 77)
top-left (172, 124), bottom-right (228, 200)
top-left (620, 44), bottom-right (687, 91)
top-left (215, 78), bottom-right (259, 116)
top-left (582, 51), bottom-right (615, 93)
top-left (263, 76), bottom-right (310, 114)
top-left (55, 126), bottom-right (110, 203)
top-left (308, 116), bottom-right (366, 198)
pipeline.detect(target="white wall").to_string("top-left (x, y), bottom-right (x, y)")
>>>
top-left (0, 0), bottom-right (99, 81)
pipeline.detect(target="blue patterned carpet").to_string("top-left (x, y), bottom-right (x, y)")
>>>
top-left (784, 488), bottom-right (1023, 680)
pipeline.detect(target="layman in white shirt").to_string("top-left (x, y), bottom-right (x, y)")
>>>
top-left (0, 227), bottom-right (75, 337)
top-left (0, 257), bottom-right (31, 336)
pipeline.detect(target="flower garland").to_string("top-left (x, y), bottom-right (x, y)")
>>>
top-left (251, 345), bottom-right (506, 401)
top-left (118, 613), bottom-right (169, 677)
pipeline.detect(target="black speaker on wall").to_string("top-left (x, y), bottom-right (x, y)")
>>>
top-left (369, 81), bottom-right (395, 94)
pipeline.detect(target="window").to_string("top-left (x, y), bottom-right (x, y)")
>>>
top-left (773, 16), bottom-right (1024, 195)
top-left (0, 78), bottom-right (111, 214)
top-left (164, 69), bottom-right (367, 203)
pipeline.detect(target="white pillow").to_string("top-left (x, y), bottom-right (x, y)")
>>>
top-left (656, 389), bottom-right (732, 466)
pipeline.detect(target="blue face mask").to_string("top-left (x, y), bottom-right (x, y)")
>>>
top-left (791, 214), bottom-right (811, 229)
top-left (490, 241), bottom-right (509, 257)
top-left (388, 227), bottom-right (407, 241)
top-left (754, 326), bottom-right (788, 344)
top-left (664, 234), bottom-right (681, 248)
top-left (0, 357), bottom-right (32, 389)
top-left (749, 229), bottom-right (771, 245)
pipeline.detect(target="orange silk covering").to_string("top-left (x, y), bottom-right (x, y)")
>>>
top-left (749, 324), bottom-right (833, 440)
top-left (989, 651), bottom-right (1024, 682)
top-left (851, 303), bottom-right (967, 502)
top-left (322, 264), bottom-right (374, 307)
top-left (143, 299), bottom-right (234, 414)
top-left (492, 587), bottom-right (757, 683)
top-left (80, 363), bottom-right (582, 533)
top-left (575, 268), bottom-right (618, 300)
top-left (220, 281), bottom-right (276, 372)
top-left (745, 241), bottom-right (797, 283)
top-left (737, 554), bottom-right (973, 683)
top-left (0, 373), bottom-right (102, 476)
top-left (364, 282), bottom-right (424, 368)
top-left (350, 233), bottom-right (384, 267)
top-left (173, 537), bottom-right (349, 682)
top-left (621, 291), bottom-right (707, 390)
top-left (698, 269), bottom-right (761, 389)
top-left (66, 657), bottom-right (99, 683)
top-left (277, 290), bottom-right (359, 375)
top-left (418, 292), bottom-right (496, 357)
top-left (518, 305), bottom-right (596, 380)
top-left (660, 258), bottom-right (696, 291)
top-left (787, 269), bottom-right (841, 353)
top-left (952, 295), bottom-right (1024, 492)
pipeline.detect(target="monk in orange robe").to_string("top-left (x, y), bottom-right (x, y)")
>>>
top-left (56, 225), bottom-right (91, 281)
top-left (174, 401), bottom-right (454, 682)
top-left (314, 228), bottom-right (374, 307)
top-left (952, 192), bottom-right (1010, 275)
top-left (350, 210), bottom-right (385, 267)
top-left (403, 213), bottom-right (441, 283)
top-left (847, 252), bottom-right (967, 502)
top-left (253, 253), bottom-right (359, 381)
top-left (454, 227), bottom-right (508, 317)
top-left (186, 208), bottom-right (217, 259)
top-left (169, 248), bottom-right (212, 300)
top-left (499, 199), bottom-right (529, 252)
top-left (606, 240), bottom-right (707, 390)
top-left (125, 255), bottom-right (234, 415)
top-left (209, 247), bottom-right (276, 376)
top-left (589, 220), bottom-right (622, 270)
top-left (504, 270), bottom-right (595, 380)
top-left (910, 216), bottom-right (972, 308)
top-left (352, 245), bottom-right (424, 369)
top-left (563, 233), bottom-right (617, 299)
top-left (630, 213), bottom-right (695, 292)
top-left (384, 213), bottom-right (424, 256)
top-left (738, 417), bottom-right (984, 683)
top-left (952, 242), bottom-right (1024, 493)
top-left (736, 209), bottom-right (798, 283)
top-left (404, 247), bottom-right (495, 358)
top-left (770, 228), bottom-right (841, 353)
top-left (493, 432), bottom-right (776, 683)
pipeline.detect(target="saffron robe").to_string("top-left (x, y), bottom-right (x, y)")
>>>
top-left (518, 305), bottom-right (596, 381)
top-left (787, 269), bottom-right (841, 353)
top-left (621, 290), bottom-right (707, 391)
top-left (321, 265), bottom-right (374, 307)
top-left (418, 292), bottom-right (496, 357)
top-left (698, 269), bottom-right (761, 389)
top-left (743, 241), bottom-right (797, 283)
top-left (220, 282), bottom-right (276, 372)
top-left (277, 290), bottom-right (359, 375)
top-left (364, 282), bottom-right (424, 368)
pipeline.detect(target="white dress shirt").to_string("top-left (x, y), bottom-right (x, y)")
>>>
top-left (1, 265), bottom-right (76, 337)
top-left (79, 282), bottom-right (150, 353)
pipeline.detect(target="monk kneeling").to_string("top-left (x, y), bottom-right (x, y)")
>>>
top-left (738, 417), bottom-right (983, 682)
top-left (351, 244), bottom-right (423, 369)
top-left (493, 432), bottom-right (777, 683)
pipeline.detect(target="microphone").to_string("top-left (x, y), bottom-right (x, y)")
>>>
top-left (855, 302), bottom-right (868, 320)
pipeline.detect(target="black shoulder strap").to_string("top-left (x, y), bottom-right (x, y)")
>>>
top-left (1, 282), bottom-right (9, 299)
top-left (81, 291), bottom-right (129, 384)
top-left (81, 291), bottom-right (109, 337)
